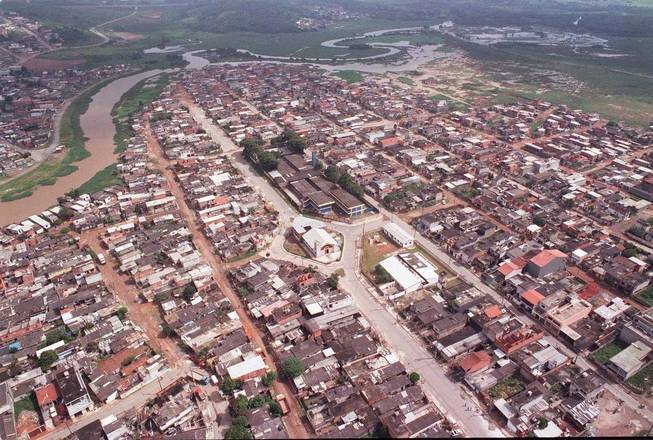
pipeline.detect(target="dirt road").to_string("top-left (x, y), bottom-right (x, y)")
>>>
top-left (78, 230), bottom-right (185, 365)
top-left (143, 116), bottom-right (311, 438)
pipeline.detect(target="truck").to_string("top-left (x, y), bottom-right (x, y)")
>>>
top-left (275, 394), bottom-right (290, 415)
top-left (96, 253), bottom-right (106, 265)
top-left (193, 387), bottom-right (207, 401)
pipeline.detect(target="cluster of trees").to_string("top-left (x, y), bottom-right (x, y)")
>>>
top-left (326, 273), bottom-right (340, 290)
top-left (374, 264), bottom-right (393, 284)
top-left (261, 371), bottom-right (277, 387)
top-left (116, 307), bottom-right (128, 321)
top-left (241, 138), bottom-right (279, 172)
top-left (383, 189), bottom-right (407, 205)
top-left (38, 350), bottom-right (58, 371)
top-left (324, 165), bottom-right (365, 199)
top-left (182, 283), bottom-right (197, 302)
top-left (280, 357), bottom-right (305, 379)
top-left (271, 129), bottom-right (307, 154)
top-left (225, 390), bottom-right (284, 439)
top-left (623, 242), bottom-right (640, 258)
top-left (220, 376), bottom-right (244, 395)
top-left (44, 326), bottom-right (76, 346)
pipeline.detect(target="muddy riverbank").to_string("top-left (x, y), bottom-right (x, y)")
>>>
top-left (0, 70), bottom-right (163, 225)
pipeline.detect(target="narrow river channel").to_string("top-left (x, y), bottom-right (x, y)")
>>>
top-left (0, 70), bottom-right (163, 225)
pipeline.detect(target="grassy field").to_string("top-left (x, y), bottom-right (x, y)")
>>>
top-left (398, 76), bottom-right (415, 85)
top-left (333, 70), bottom-right (365, 83)
top-left (635, 287), bottom-right (653, 307)
top-left (1, 3), bottom-right (134, 29)
top-left (362, 231), bottom-right (399, 273)
top-left (39, 44), bottom-right (185, 70)
top-left (0, 78), bottom-right (113, 202)
top-left (35, 16), bottom-right (434, 68)
top-left (592, 342), bottom-right (627, 364)
top-left (627, 363), bottom-right (653, 393)
top-left (446, 36), bottom-right (653, 126)
top-left (488, 375), bottom-right (525, 399)
top-left (76, 164), bottom-right (120, 195)
top-left (338, 32), bottom-right (444, 47)
top-left (14, 395), bottom-right (37, 418)
top-left (112, 74), bottom-right (170, 153)
top-left (283, 236), bottom-right (309, 258)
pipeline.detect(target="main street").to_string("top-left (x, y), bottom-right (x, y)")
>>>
top-left (183, 95), bottom-right (505, 437)
top-left (367, 195), bottom-right (653, 423)
top-left (183, 84), bottom-right (653, 432)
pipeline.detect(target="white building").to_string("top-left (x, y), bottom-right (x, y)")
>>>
top-left (379, 255), bottom-right (423, 295)
top-left (302, 227), bottom-right (339, 257)
top-left (292, 216), bottom-right (340, 258)
top-left (378, 251), bottom-right (440, 297)
top-left (383, 222), bottom-right (414, 248)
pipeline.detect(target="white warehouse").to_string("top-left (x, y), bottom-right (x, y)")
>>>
top-left (383, 222), bottom-right (414, 248)
top-left (378, 251), bottom-right (439, 298)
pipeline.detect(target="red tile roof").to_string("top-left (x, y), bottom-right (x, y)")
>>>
top-left (457, 351), bottom-right (492, 374)
top-left (35, 383), bottom-right (59, 407)
top-left (484, 305), bottom-right (502, 319)
top-left (530, 249), bottom-right (567, 268)
top-left (498, 261), bottom-right (519, 277)
top-left (521, 289), bottom-right (545, 306)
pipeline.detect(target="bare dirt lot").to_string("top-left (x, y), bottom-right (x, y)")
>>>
top-left (23, 58), bottom-right (84, 71)
top-left (16, 410), bottom-right (40, 436)
top-left (111, 32), bottom-right (144, 41)
top-left (593, 390), bottom-right (652, 436)
top-left (362, 231), bottom-right (399, 274)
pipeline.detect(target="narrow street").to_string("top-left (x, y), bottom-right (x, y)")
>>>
top-left (142, 117), bottom-right (311, 438)
top-left (42, 368), bottom-right (183, 440)
top-left (179, 91), bottom-right (504, 437)
top-left (178, 81), bottom-right (653, 434)
top-left (77, 230), bottom-right (185, 365)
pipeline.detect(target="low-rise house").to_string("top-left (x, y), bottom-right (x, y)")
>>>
top-left (56, 367), bottom-right (93, 418)
top-left (605, 342), bottom-right (651, 381)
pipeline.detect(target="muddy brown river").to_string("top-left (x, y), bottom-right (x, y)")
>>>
top-left (0, 70), bottom-right (163, 225)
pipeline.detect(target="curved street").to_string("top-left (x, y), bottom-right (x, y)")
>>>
top-left (183, 96), bottom-right (506, 437)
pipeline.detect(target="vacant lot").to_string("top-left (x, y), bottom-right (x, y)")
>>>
top-left (635, 287), bottom-right (653, 307)
top-left (362, 231), bottom-right (399, 274)
top-left (488, 375), bottom-right (525, 399)
top-left (594, 389), bottom-right (652, 436)
top-left (592, 342), bottom-right (627, 365)
top-left (23, 57), bottom-right (84, 71)
top-left (332, 70), bottom-right (365, 83)
top-left (628, 363), bottom-right (653, 393)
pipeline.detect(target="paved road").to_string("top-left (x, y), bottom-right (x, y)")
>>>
top-left (186, 80), bottom-right (653, 432)
top-left (183, 97), bottom-right (504, 437)
top-left (340, 268), bottom-right (504, 437)
top-left (366, 196), bottom-right (653, 423)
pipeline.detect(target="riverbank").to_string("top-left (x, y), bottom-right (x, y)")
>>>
top-left (76, 73), bottom-right (170, 195)
top-left (0, 69), bottom-right (164, 225)
top-left (0, 78), bottom-right (113, 202)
